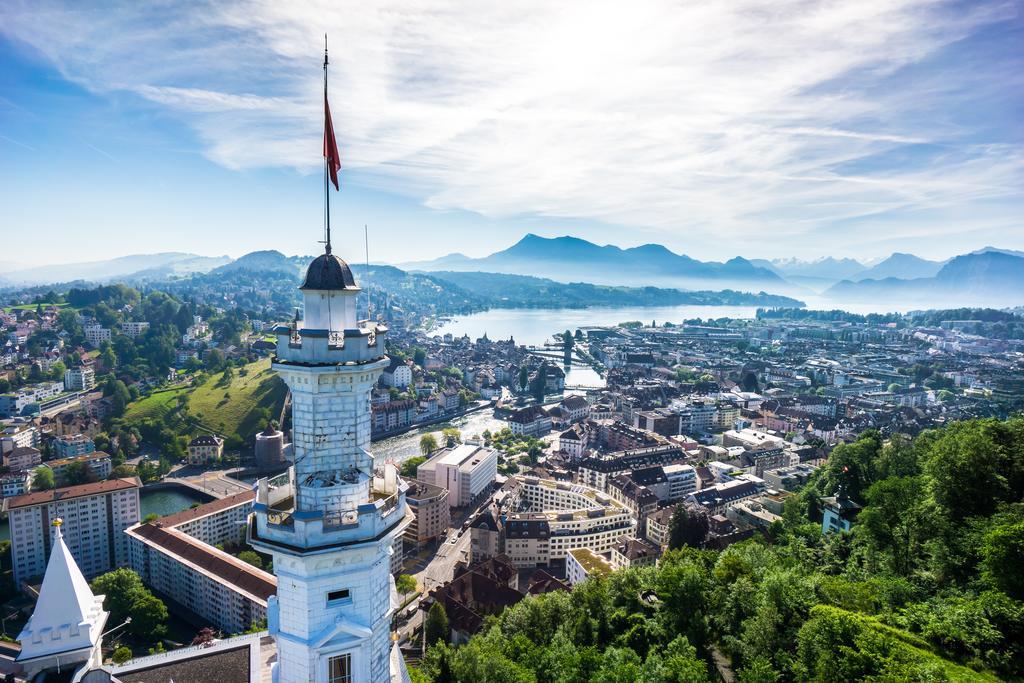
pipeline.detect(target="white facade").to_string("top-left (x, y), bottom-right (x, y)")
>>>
top-left (119, 321), bottom-right (151, 338)
top-left (249, 250), bottom-right (411, 683)
top-left (416, 444), bottom-right (498, 508)
top-left (64, 366), bottom-right (96, 392)
top-left (83, 324), bottom-right (111, 347)
top-left (6, 478), bottom-right (141, 586)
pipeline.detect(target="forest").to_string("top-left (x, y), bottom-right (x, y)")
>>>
top-left (414, 418), bottom-right (1024, 682)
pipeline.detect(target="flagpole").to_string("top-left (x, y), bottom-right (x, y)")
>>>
top-left (323, 34), bottom-right (332, 254)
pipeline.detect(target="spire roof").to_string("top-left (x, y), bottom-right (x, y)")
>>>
top-left (17, 520), bottom-right (108, 663)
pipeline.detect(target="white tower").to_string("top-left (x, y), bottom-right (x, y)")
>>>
top-left (17, 519), bottom-right (109, 680)
top-left (250, 246), bottom-right (412, 683)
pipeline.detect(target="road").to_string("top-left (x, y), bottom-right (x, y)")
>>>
top-left (164, 465), bottom-right (252, 498)
top-left (397, 529), bottom-right (472, 644)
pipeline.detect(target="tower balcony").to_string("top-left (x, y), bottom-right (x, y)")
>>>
top-left (250, 461), bottom-right (409, 554)
top-left (273, 320), bottom-right (388, 367)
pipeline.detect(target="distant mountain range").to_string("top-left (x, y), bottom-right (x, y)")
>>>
top-left (3, 235), bottom-right (1022, 309)
top-left (826, 251), bottom-right (1024, 306)
top-left (400, 234), bottom-right (785, 291)
top-left (0, 252), bottom-right (231, 286)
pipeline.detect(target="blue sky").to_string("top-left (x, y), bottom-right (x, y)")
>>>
top-left (1, 0), bottom-right (1022, 268)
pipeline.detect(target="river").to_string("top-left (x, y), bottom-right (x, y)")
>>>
top-left (373, 409), bottom-right (506, 464)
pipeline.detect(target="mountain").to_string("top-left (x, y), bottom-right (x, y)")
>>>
top-left (826, 251), bottom-right (1024, 306)
top-left (849, 253), bottom-right (944, 281)
top-left (1, 252), bottom-right (230, 286)
top-left (751, 256), bottom-right (866, 280)
top-left (209, 250), bottom-right (299, 276)
top-left (402, 234), bottom-right (785, 291)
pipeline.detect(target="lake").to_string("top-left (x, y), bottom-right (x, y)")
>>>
top-left (0, 487), bottom-right (206, 542)
top-left (433, 305), bottom-right (761, 347)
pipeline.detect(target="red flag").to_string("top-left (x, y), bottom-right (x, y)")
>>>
top-left (324, 93), bottom-right (341, 190)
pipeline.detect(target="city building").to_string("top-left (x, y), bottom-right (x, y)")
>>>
top-left (188, 434), bottom-right (224, 465)
top-left (821, 484), bottom-right (862, 534)
top-left (153, 490), bottom-right (255, 547)
top-left (5, 477), bottom-right (141, 586)
top-left (507, 405), bottom-right (553, 436)
top-left (248, 241), bottom-right (412, 683)
top-left (119, 321), bottom-right (150, 338)
top-left (416, 443), bottom-right (498, 508)
top-left (609, 535), bottom-right (660, 570)
top-left (0, 471), bottom-right (32, 498)
top-left (5, 445), bottom-right (41, 472)
top-left (565, 548), bottom-right (612, 586)
top-left (495, 477), bottom-right (636, 569)
top-left (403, 480), bottom-right (450, 549)
top-left (52, 433), bottom-right (96, 458)
top-left (47, 451), bottom-right (112, 484)
top-left (83, 324), bottom-right (111, 347)
top-left (63, 366), bottom-right (96, 392)
top-left (381, 358), bottom-right (412, 388)
top-left (126, 522), bottom-right (274, 634)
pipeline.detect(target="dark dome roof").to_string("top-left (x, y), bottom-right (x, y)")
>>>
top-left (301, 252), bottom-right (357, 290)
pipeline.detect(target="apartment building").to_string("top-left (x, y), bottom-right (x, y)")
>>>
top-left (417, 444), bottom-right (498, 508)
top-left (5, 477), bottom-right (141, 585)
top-left (403, 480), bottom-right (450, 548)
top-left (47, 451), bottom-right (111, 484)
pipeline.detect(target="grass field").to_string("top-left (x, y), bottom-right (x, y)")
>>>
top-left (122, 358), bottom-right (286, 447)
top-left (123, 385), bottom-right (191, 422)
top-left (4, 303), bottom-right (72, 312)
top-left (187, 358), bottom-right (286, 443)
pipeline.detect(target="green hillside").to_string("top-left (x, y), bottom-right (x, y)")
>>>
top-left (123, 358), bottom-right (286, 449)
top-left (187, 358), bottom-right (286, 446)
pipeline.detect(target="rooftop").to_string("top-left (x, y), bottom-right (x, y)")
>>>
top-left (152, 490), bottom-right (254, 529)
top-left (6, 477), bottom-right (140, 510)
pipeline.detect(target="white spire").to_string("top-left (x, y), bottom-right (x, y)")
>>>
top-left (17, 518), bottom-right (108, 665)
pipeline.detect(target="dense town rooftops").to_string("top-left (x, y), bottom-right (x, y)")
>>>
top-left (5, 477), bottom-right (141, 510)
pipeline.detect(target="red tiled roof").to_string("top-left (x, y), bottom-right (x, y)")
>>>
top-left (5, 477), bottom-right (140, 509)
top-left (154, 490), bottom-right (254, 529)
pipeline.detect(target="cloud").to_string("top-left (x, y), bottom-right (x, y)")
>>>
top-left (1, 0), bottom-right (1021, 248)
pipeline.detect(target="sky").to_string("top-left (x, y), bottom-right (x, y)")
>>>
top-left (1, 0), bottom-right (1022, 269)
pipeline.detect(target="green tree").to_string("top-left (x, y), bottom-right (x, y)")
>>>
top-left (143, 513), bottom-right (160, 524)
top-left (401, 456), bottom-right (426, 478)
top-left (396, 574), bottom-right (417, 595)
top-left (668, 505), bottom-right (708, 550)
top-left (420, 434), bottom-right (439, 456)
top-left (518, 366), bottom-right (529, 391)
top-left (981, 519), bottom-right (1024, 599)
top-left (442, 428), bottom-right (461, 447)
top-left (90, 568), bottom-right (168, 642)
top-left (32, 466), bottom-right (55, 491)
top-left (112, 646), bottom-right (133, 664)
top-left (238, 550), bottom-right (263, 569)
top-left (425, 602), bottom-right (449, 647)
top-left (413, 347), bottom-right (427, 367)
top-left (63, 461), bottom-right (99, 486)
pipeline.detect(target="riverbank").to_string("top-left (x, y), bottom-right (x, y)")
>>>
top-left (370, 400), bottom-right (494, 443)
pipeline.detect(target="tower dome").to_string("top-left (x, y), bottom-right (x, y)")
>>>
top-left (301, 252), bottom-right (357, 290)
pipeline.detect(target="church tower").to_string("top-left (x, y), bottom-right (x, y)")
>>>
top-left (249, 40), bottom-right (411, 683)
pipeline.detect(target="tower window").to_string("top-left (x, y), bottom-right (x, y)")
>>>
top-left (327, 589), bottom-right (351, 605)
top-left (328, 653), bottom-right (352, 683)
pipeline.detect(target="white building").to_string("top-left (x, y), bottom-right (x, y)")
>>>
top-left (5, 477), bottom-right (141, 586)
top-left (64, 366), bottom-right (96, 392)
top-left (249, 244), bottom-right (412, 683)
top-left (119, 321), bottom-right (150, 338)
top-left (83, 324), bottom-right (111, 347)
top-left (500, 477), bottom-right (636, 569)
top-left (565, 547), bottom-right (612, 586)
top-left (381, 358), bottom-right (412, 389)
top-left (126, 521), bottom-right (274, 634)
top-left (416, 443), bottom-right (498, 508)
